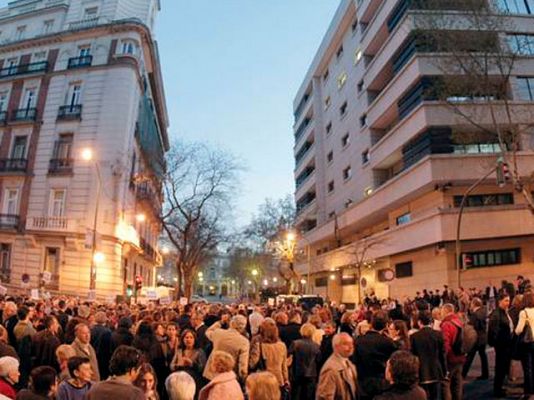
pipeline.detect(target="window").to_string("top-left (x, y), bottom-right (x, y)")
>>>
top-left (121, 40), bottom-right (138, 55)
top-left (49, 189), bottom-right (66, 217)
top-left (357, 80), bottom-right (364, 93)
top-left (453, 193), bottom-right (514, 207)
top-left (464, 248), bottom-right (521, 269)
top-left (53, 134), bottom-right (73, 161)
top-left (396, 212), bottom-right (411, 225)
top-left (395, 262), bottom-right (413, 278)
top-left (11, 136), bottom-right (27, 159)
top-left (507, 34), bottom-right (534, 55)
top-left (15, 26), bottom-right (26, 41)
top-left (43, 20), bottom-right (54, 34)
top-left (43, 247), bottom-right (60, 275)
top-left (453, 143), bottom-right (501, 154)
top-left (517, 77), bottom-right (534, 101)
top-left (351, 19), bottom-right (358, 33)
top-left (496, 0), bottom-right (533, 14)
top-left (326, 121), bottom-right (332, 135)
top-left (3, 189), bottom-right (18, 215)
top-left (341, 274), bottom-right (357, 285)
top-left (5, 58), bottom-right (17, 75)
top-left (21, 88), bottom-right (37, 109)
top-left (66, 83), bottom-right (82, 106)
top-left (336, 45), bottom-right (344, 60)
top-left (337, 72), bottom-right (347, 89)
top-left (362, 150), bottom-right (369, 164)
top-left (0, 244), bottom-right (11, 283)
top-left (315, 277), bottom-right (328, 287)
top-left (341, 133), bottom-right (350, 147)
top-left (327, 151), bottom-right (333, 163)
top-left (324, 96), bottom-right (331, 110)
top-left (360, 114), bottom-right (367, 127)
top-left (323, 69), bottom-right (329, 82)
top-left (340, 101), bottom-right (348, 117)
top-left (342, 165), bottom-right (352, 181)
top-left (327, 180), bottom-right (334, 193)
top-left (0, 92), bottom-right (8, 112)
top-left (84, 7), bottom-right (98, 20)
top-left (354, 49), bottom-right (363, 64)
top-left (79, 46), bottom-right (91, 57)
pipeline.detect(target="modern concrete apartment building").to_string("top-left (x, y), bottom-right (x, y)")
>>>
top-left (292, 0), bottom-right (534, 305)
top-left (0, 0), bottom-right (168, 298)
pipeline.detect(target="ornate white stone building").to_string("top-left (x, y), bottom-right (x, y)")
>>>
top-left (0, 0), bottom-right (169, 298)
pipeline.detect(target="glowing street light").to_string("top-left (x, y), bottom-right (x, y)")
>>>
top-left (329, 274), bottom-right (337, 281)
top-left (273, 277), bottom-right (278, 283)
top-left (231, 280), bottom-right (236, 284)
top-left (161, 247), bottom-right (170, 255)
top-left (81, 147), bottom-right (93, 161)
top-left (136, 213), bottom-right (146, 222)
top-left (93, 252), bottom-right (105, 264)
top-left (251, 269), bottom-right (258, 277)
top-left (247, 280), bottom-right (252, 285)
top-left (300, 279), bottom-right (307, 285)
top-left (198, 271), bottom-right (204, 277)
top-left (263, 279), bottom-right (269, 286)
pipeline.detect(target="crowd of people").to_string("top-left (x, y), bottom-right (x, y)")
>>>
top-left (0, 275), bottom-right (530, 399)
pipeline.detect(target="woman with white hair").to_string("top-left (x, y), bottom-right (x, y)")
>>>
top-left (0, 356), bottom-right (19, 399)
top-left (165, 371), bottom-right (196, 400)
top-left (199, 351), bottom-right (243, 400)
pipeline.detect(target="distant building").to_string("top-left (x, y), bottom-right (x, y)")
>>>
top-left (292, 0), bottom-right (534, 304)
top-left (0, 0), bottom-right (169, 297)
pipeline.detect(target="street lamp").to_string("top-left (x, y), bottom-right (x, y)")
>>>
top-left (251, 269), bottom-right (258, 277)
top-left (135, 213), bottom-right (146, 222)
top-left (273, 277), bottom-right (278, 283)
top-left (81, 147), bottom-right (102, 293)
top-left (93, 252), bottom-right (105, 264)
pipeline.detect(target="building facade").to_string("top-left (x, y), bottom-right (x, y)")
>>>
top-left (0, 0), bottom-right (168, 298)
top-left (292, 0), bottom-right (534, 305)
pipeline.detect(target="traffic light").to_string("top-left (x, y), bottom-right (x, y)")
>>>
top-left (126, 285), bottom-right (133, 297)
top-left (135, 275), bottom-right (143, 292)
top-left (462, 254), bottom-right (473, 269)
top-left (496, 159), bottom-right (511, 187)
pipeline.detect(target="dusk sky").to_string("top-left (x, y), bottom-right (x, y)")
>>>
top-left (156, 1), bottom-right (339, 225)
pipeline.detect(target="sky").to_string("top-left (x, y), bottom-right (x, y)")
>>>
top-left (156, 1), bottom-right (339, 226)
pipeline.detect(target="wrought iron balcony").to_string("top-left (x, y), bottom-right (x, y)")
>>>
top-left (49, 158), bottom-right (73, 174)
top-left (0, 159), bottom-right (27, 172)
top-left (0, 214), bottom-right (19, 229)
top-left (140, 238), bottom-right (157, 260)
top-left (11, 108), bottom-right (37, 122)
top-left (67, 55), bottom-right (93, 69)
top-left (0, 61), bottom-right (48, 78)
top-left (57, 104), bottom-right (82, 120)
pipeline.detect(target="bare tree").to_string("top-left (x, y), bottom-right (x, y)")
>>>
top-left (161, 141), bottom-right (240, 300)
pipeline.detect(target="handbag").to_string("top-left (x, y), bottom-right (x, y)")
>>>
top-left (521, 311), bottom-right (534, 344)
top-left (251, 342), bottom-right (267, 372)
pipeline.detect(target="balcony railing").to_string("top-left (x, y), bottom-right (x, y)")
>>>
top-left (0, 159), bottom-right (27, 172)
top-left (11, 108), bottom-right (37, 122)
top-left (68, 17), bottom-right (101, 30)
top-left (136, 182), bottom-right (162, 216)
top-left (296, 166), bottom-right (315, 189)
top-left (0, 214), bottom-right (19, 229)
top-left (294, 117), bottom-right (312, 142)
top-left (67, 55), bottom-right (93, 69)
top-left (295, 141), bottom-right (314, 167)
top-left (49, 158), bottom-right (73, 174)
top-left (0, 111), bottom-right (6, 124)
top-left (57, 104), bottom-right (82, 120)
top-left (140, 238), bottom-right (157, 260)
top-left (0, 61), bottom-right (48, 78)
top-left (29, 216), bottom-right (69, 231)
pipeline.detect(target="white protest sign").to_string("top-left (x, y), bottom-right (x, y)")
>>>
top-left (42, 271), bottom-right (52, 284)
top-left (268, 298), bottom-right (275, 307)
top-left (87, 290), bottom-right (96, 302)
top-left (160, 296), bottom-right (171, 305)
top-left (179, 297), bottom-right (188, 306)
top-left (0, 286), bottom-right (7, 296)
top-left (31, 289), bottom-right (39, 300)
top-left (146, 290), bottom-right (158, 300)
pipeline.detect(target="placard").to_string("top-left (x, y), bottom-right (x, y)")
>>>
top-left (267, 298), bottom-right (275, 307)
top-left (30, 289), bottom-right (39, 300)
top-left (42, 271), bottom-right (52, 284)
top-left (179, 297), bottom-right (188, 306)
top-left (0, 286), bottom-right (7, 296)
top-left (87, 290), bottom-right (96, 302)
top-left (106, 295), bottom-right (116, 305)
top-left (146, 290), bottom-right (158, 300)
top-left (160, 296), bottom-right (171, 305)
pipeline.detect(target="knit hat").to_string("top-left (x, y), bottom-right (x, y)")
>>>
top-left (0, 357), bottom-right (19, 377)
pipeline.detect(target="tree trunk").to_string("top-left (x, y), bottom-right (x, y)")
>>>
top-left (175, 262), bottom-right (183, 300)
top-left (184, 275), bottom-right (193, 301)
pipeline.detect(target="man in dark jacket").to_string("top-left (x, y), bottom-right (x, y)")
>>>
top-left (462, 298), bottom-right (489, 380)
top-left (111, 317), bottom-right (134, 354)
top-left (90, 311), bottom-right (112, 380)
top-left (353, 310), bottom-right (397, 400)
top-left (279, 310), bottom-right (301, 351)
top-left (191, 312), bottom-right (211, 357)
top-left (32, 316), bottom-right (61, 371)
top-left (488, 293), bottom-right (514, 397)
top-left (318, 321), bottom-right (335, 369)
top-left (2, 302), bottom-right (18, 349)
top-left (410, 310), bottom-right (447, 399)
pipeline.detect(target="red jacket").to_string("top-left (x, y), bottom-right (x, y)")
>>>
top-left (0, 377), bottom-right (16, 399)
top-left (441, 313), bottom-right (467, 366)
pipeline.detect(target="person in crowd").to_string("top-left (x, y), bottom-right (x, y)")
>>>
top-left (170, 329), bottom-right (206, 394)
top-left (387, 320), bottom-right (410, 351)
top-left (54, 301), bottom-right (70, 335)
top-left (110, 317), bottom-right (134, 353)
top-left (198, 351), bottom-right (243, 400)
top-left (2, 303), bottom-right (18, 349)
top-left (440, 303), bottom-right (465, 400)
top-left (203, 306), bottom-right (219, 328)
top-left (339, 312), bottom-right (354, 335)
top-left (279, 311), bottom-right (301, 351)
top-left (374, 350), bottom-right (427, 400)
top-left (13, 307), bottom-right (35, 346)
top-left (462, 298), bottom-right (489, 380)
top-left (191, 313), bottom-right (210, 356)
top-left (70, 324), bottom-right (99, 382)
top-left (318, 321), bottom-right (336, 368)
top-left (249, 319), bottom-right (288, 388)
top-left (410, 311), bottom-right (447, 399)
top-left (161, 323), bottom-right (179, 368)
top-left (308, 315), bottom-right (324, 346)
top-left (31, 316), bottom-right (61, 371)
top-left (165, 372), bottom-right (196, 400)
top-left (15, 366), bottom-right (57, 400)
top-left (85, 345), bottom-right (144, 399)
top-left (204, 315), bottom-right (249, 383)
top-left (515, 291), bottom-right (534, 396)
top-left (488, 293), bottom-right (514, 398)
top-left (353, 311), bottom-right (397, 400)
top-left (90, 311), bottom-right (112, 381)
top-left (431, 308), bottom-right (442, 331)
top-left (288, 322), bottom-right (320, 399)
top-left (56, 356), bottom-right (93, 400)
top-left (55, 345), bottom-right (76, 382)
top-left (246, 371), bottom-right (281, 400)
top-left (0, 356), bottom-right (19, 399)
top-left (355, 310), bottom-right (372, 337)
top-left (249, 307), bottom-right (264, 337)
top-left (132, 321), bottom-right (167, 396)
top-left (133, 363), bottom-right (159, 400)
top-left (316, 333), bottom-right (358, 400)
top-left (177, 305), bottom-right (193, 332)
top-left (0, 327), bottom-right (18, 360)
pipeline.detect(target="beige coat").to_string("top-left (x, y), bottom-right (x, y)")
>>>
top-left (70, 338), bottom-right (100, 381)
top-left (249, 338), bottom-right (288, 385)
top-left (198, 371), bottom-right (244, 400)
top-left (203, 322), bottom-right (250, 381)
top-left (316, 353), bottom-right (358, 400)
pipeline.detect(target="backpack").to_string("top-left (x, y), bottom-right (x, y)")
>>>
top-left (451, 321), bottom-right (477, 355)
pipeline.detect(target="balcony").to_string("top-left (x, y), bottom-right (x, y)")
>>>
top-left (67, 55), bottom-right (93, 69)
top-left (136, 182), bottom-right (163, 216)
top-left (49, 158), bottom-right (73, 174)
top-left (0, 61), bottom-right (48, 78)
top-left (296, 190), bottom-right (317, 216)
top-left (27, 216), bottom-right (72, 231)
top-left (294, 117), bottom-right (312, 143)
top-left (57, 104), bottom-right (82, 120)
top-left (0, 159), bottom-right (27, 173)
top-left (295, 165), bottom-right (315, 189)
top-left (140, 238), bottom-right (157, 261)
top-left (11, 108), bottom-right (37, 122)
top-left (0, 214), bottom-right (19, 229)
top-left (68, 17), bottom-right (102, 30)
top-left (294, 93), bottom-right (311, 122)
top-left (295, 140), bottom-right (314, 168)
top-left (0, 111), bottom-right (6, 124)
